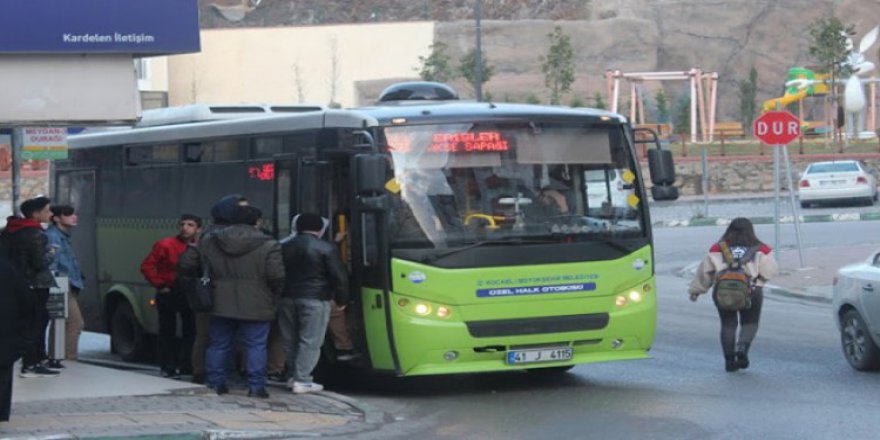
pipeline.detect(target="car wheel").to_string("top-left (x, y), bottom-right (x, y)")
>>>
top-left (840, 310), bottom-right (880, 371)
top-left (800, 201), bottom-right (810, 209)
top-left (110, 301), bottom-right (151, 362)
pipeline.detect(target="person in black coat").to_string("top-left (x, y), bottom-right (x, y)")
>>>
top-left (0, 256), bottom-right (30, 422)
top-left (1, 197), bottom-right (59, 378)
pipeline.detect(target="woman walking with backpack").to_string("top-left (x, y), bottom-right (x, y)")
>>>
top-left (688, 218), bottom-right (778, 372)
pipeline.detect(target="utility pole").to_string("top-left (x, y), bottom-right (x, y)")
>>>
top-left (474, 0), bottom-right (483, 102)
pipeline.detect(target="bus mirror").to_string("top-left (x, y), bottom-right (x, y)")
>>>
top-left (647, 149), bottom-right (676, 186)
top-left (647, 148), bottom-right (678, 201)
top-left (354, 154), bottom-right (387, 195)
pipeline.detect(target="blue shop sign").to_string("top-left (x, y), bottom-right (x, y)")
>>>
top-left (0, 0), bottom-right (200, 55)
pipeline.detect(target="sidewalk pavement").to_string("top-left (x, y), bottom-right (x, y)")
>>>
top-left (680, 243), bottom-right (877, 304)
top-left (2, 361), bottom-right (377, 439)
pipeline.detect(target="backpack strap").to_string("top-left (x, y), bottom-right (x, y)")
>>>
top-left (718, 241), bottom-right (736, 267)
top-left (740, 245), bottom-right (760, 264)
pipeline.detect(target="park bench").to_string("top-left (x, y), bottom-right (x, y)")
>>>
top-left (713, 121), bottom-right (746, 139)
top-left (635, 123), bottom-right (673, 139)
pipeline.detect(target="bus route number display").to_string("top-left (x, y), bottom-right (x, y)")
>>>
top-left (428, 131), bottom-right (510, 153)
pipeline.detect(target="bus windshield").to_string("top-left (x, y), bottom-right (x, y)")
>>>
top-left (384, 121), bottom-right (645, 249)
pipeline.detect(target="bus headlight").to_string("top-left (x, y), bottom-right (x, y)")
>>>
top-left (628, 291), bottom-right (643, 302)
top-left (414, 303), bottom-right (431, 315)
top-left (397, 296), bottom-right (454, 319)
top-left (615, 295), bottom-right (628, 307)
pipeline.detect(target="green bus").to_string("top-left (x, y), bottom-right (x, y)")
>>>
top-left (56, 83), bottom-right (676, 375)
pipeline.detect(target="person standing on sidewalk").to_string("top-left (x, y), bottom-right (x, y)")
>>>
top-left (180, 194), bottom-right (248, 384)
top-left (1, 197), bottom-right (59, 378)
top-left (0, 256), bottom-right (30, 421)
top-left (45, 205), bottom-right (84, 367)
top-left (279, 213), bottom-right (349, 394)
top-left (688, 217), bottom-right (778, 372)
top-left (180, 206), bottom-right (284, 398)
top-left (141, 214), bottom-right (202, 378)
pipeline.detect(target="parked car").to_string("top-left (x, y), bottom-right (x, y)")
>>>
top-left (832, 251), bottom-right (880, 371)
top-left (798, 160), bottom-right (878, 208)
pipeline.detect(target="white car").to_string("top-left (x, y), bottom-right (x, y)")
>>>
top-left (833, 252), bottom-right (880, 371)
top-left (798, 160), bottom-right (878, 208)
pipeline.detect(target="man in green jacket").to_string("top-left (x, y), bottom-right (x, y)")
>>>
top-left (179, 205), bottom-right (284, 398)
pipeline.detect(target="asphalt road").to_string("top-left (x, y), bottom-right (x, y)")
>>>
top-left (329, 222), bottom-right (880, 440)
top-left (75, 221), bottom-right (880, 439)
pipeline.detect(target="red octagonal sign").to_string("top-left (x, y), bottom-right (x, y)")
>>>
top-left (753, 111), bottom-right (801, 145)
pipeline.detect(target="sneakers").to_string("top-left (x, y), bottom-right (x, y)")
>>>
top-left (291, 381), bottom-right (324, 394)
top-left (46, 359), bottom-right (65, 369)
top-left (336, 350), bottom-right (362, 362)
top-left (248, 388), bottom-right (270, 398)
top-left (267, 372), bottom-right (287, 383)
top-left (20, 364), bottom-right (61, 378)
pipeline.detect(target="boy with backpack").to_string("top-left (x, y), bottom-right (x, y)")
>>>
top-left (688, 218), bottom-right (778, 372)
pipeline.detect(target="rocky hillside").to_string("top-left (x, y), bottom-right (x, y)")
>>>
top-left (200, 0), bottom-right (880, 121)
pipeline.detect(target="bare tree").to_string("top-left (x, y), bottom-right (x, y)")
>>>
top-left (292, 62), bottom-right (306, 103)
top-left (328, 36), bottom-right (341, 107)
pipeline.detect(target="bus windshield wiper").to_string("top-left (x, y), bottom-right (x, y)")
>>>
top-left (422, 237), bottom-right (558, 263)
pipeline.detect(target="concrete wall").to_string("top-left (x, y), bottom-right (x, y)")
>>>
top-left (651, 156), bottom-right (880, 196)
top-left (166, 22), bottom-right (434, 107)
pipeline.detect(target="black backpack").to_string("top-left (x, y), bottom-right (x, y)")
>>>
top-left (712, 242), bottom-right (760, 311)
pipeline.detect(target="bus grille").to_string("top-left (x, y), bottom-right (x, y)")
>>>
top-left (465, 313), bottom-right (610, 338)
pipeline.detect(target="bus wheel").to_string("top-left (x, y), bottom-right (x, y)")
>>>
top-left (526, 365), bottom-right (575, 375)
top-left (110, 301), bottom-right (149, 362)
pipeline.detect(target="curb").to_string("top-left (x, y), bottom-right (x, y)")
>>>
top-left (763, 283), bottom-right (832, 304)
top-left (653, 212), bottom-right (880, 228)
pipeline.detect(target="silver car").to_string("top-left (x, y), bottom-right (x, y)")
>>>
top-left (833, 252), bottom-right (880, 371)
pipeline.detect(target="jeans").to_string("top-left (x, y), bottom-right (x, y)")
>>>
top-left (278, 298), bottom-right (331, 383)
top-left (206, 316), bottom-right (270, 391)
top-left (717, 287), bottom-right (764, 357)
top-left (156, 291), bottom-right (195, 372)
top-left (191, 312), bottom-right (211, 375)
top-left (22, 289), bottom-right (50, 367)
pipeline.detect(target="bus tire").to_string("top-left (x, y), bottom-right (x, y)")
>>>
top-left (110, 301), bottom-right (150, 362)
top-left (526, 365), bottom-right (575, 375)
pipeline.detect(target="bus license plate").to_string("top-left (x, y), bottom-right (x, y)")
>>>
top-left (506, 347), bottom-right (573, 365)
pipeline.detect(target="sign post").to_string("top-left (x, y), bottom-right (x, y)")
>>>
top-left (753, 110), bottom-right (806, 267)
top-left (48, 276), bottom-right (69, 361)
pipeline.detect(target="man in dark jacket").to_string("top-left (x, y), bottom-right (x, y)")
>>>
top-left (179, 194), bottom-right (247, 384)
top-left (0, 197), bottom-right (59, 378)
top-left (0, 256), bottom-right (29, 421)
top-left (179, 205), bottom-right (284, 398)
top-left (279, 213), bottom-right (349, 394)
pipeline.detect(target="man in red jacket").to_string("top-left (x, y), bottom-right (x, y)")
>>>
top-left (140, 214), bottom-right (201, 378)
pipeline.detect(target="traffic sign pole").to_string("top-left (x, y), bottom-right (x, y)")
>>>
top-left (782, 145), bottom-right (806, 267)
top-left (755, 109), bottom-right (806, 267)
top-left (773, 144), bottom-right (780, 260)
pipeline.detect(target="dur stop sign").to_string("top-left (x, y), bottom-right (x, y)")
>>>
top-left (753, 111), bottom-right (801, 145)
